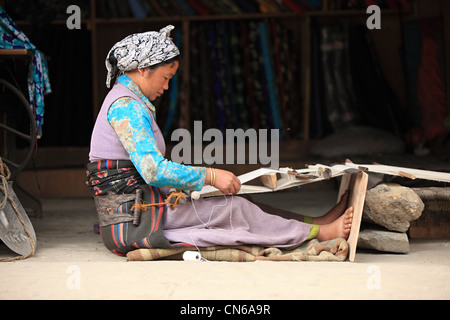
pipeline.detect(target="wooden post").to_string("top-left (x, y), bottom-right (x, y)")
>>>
top-left (89, 0), bottom-right (100, 119)
top-left (179, 19), bottom-right (190, 130)
top-left (338, 172), bottom-right (369, 262)
top-left (300, 15), bottom-right (311, 141)
top-left (443, 0), bottom-right (450, 116)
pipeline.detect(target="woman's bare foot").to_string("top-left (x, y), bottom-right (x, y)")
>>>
top-left (313, 190), bottom-right (349, 225)
top-left (316, 207), bottom-right (354, 241)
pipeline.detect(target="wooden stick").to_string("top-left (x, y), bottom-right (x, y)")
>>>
top-left (342, 172), bottom-right (368, 262)
top-left (398, 171), bottom-right (416, 180)
top-left (345, 161), bottom-right (450, 183)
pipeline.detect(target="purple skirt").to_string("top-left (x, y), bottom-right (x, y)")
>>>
top-left (163, 195), bottom-right (312, 248)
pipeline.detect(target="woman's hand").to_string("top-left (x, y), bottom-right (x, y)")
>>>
top-left (206, 168), bottom-right (241, 195)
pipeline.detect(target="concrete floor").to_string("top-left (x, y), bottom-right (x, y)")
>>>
top-left (0, 185), bottom-right (449, 301)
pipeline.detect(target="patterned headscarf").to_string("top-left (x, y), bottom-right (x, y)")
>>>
top-left (105, 25), bottom-right (180, 88)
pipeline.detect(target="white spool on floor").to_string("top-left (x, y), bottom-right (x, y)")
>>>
top-left (183, 251), bottom-right (202, 261)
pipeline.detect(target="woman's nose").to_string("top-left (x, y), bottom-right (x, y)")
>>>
top-left (163, 79), bottom-right (170, 90)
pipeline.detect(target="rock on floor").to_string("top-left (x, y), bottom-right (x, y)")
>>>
top-left (358, 228), bottom-right (410, 254)
top-left (363, 183), bottom-right (425, 232)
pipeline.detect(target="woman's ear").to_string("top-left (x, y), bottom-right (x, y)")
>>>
top-left (137, 68), bottom-right (146, 77)
top-left (138, 67), bottom-right (154, 78)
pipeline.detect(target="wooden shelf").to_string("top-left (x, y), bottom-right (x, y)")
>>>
top-left (94, 12), bottom-right (299, 24)
top-left (15, 8), bottom-right (403, 26)
top-left (0, 49), bottom-right (31, 59)
top-left (14, 19), bottom-right (91, 26)
top-left (12, 0), bottom-right (444, 147)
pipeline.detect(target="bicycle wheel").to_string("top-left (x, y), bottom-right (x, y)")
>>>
top-left (0, 78), bottom-right (37, 180)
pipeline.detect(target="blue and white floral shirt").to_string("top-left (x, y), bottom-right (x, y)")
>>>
top-left (108, 74), bottom-right (206, 191)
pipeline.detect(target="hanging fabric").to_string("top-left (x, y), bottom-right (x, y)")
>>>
top-left (0, 6), bottom-right (51, 137)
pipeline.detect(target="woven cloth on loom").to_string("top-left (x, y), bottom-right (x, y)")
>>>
top-left (126, 238), bottom-right (349, 262)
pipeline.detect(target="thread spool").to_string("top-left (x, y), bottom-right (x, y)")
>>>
top-left (190, 191), bottom-right (200, 200)
top-left (183, 251), bottom-right (202, 261)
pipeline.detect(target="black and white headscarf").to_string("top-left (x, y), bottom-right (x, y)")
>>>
top-left (105, 25), bottom-right (180, 88)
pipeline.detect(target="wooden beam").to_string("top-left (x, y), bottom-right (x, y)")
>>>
top-left (0, 49), bottom-right (31, 58)
top-left (180, 19), bottom-right (190, 130)
top-left (0, 49), bottom-right (28, 55)
top-left (300, 16), bottom-right (311, 141)
top-left (89, 0), bottom-right (100, 119)
top-left (345, 162), bottom-right (450, 183)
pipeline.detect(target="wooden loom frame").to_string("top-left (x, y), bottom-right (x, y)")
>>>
top-left (197, 164), bottom-right (369, 262)
top-left (196, 159), bottom-right (450, 262)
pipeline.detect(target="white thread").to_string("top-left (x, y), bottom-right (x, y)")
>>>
top-left (188, 194), bottom-right (236, 262)
top-left (190, 196), bottom-right (210, 229)
top-left (190, 195), bottom-right (232, 229)
top-left (229, 194), bottom-right (234, 231)
top-left (187, 231), bottom-right (210, 262)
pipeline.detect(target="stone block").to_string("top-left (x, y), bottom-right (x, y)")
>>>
top-left (363, 183), bottom-right (424, 232)
top-left (358, 228), bottom-right (409, 253)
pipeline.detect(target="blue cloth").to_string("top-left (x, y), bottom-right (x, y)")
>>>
top-left (0, 6), bottom-right (51, 137)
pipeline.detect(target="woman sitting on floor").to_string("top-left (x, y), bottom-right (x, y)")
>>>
top-left (86, 26), bottom-right (353, 257)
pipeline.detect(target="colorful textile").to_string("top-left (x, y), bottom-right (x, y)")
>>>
top-left (0, 6), bottom-right (51, 137)
top-left (105, 25), bottom-right (180, 88)
top-left (86, 159), bottom-right (193, 256)
top-left (126, 238), bottom-right (349, 262)
top-left (417, 19), bottom-right (447, 143)
top-left (86, 160), bottom-right (144, 196)
top-left (108, 75), bottom-right (207, 190)
top-left (185, 20), bottom-right (299, 134)
top-left (97, 184), bottom-right (192, 256)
